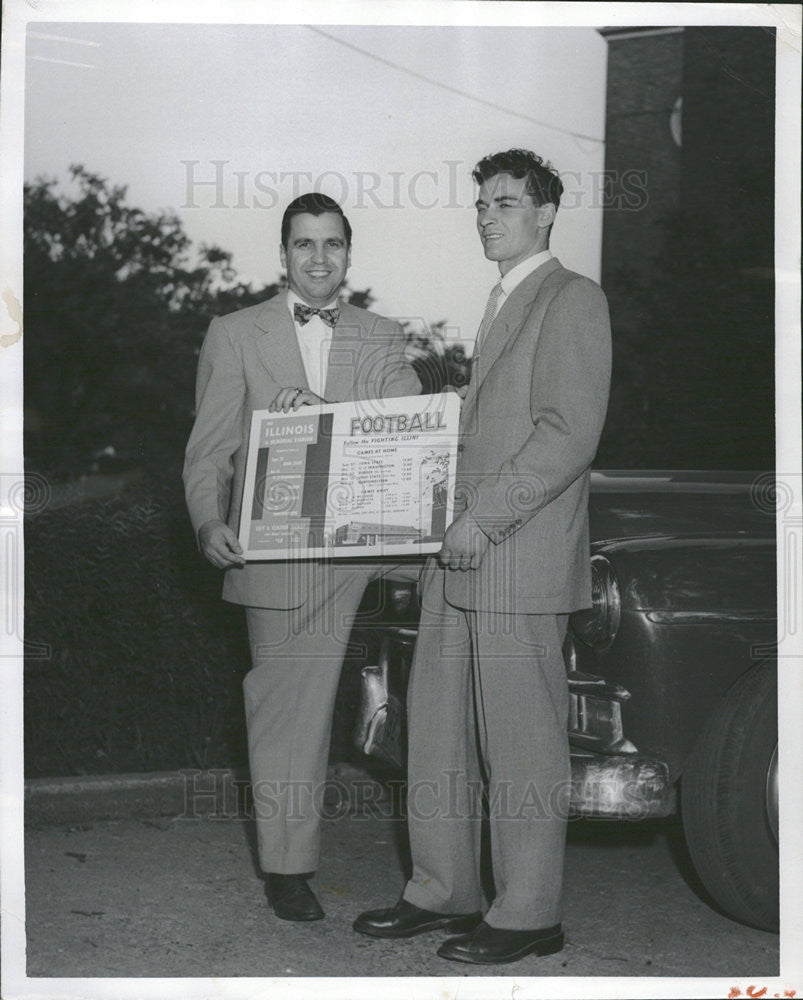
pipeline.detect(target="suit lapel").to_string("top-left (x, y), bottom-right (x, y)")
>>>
top-left (324, 302), bottom-right (361, 402)
top-left (464, 258), bottom-right (563, 413)
top-left (254, 292), bottom-right (308, 389)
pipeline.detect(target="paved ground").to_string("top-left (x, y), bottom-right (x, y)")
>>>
top-left (22, 800), bottom-right (780, 985)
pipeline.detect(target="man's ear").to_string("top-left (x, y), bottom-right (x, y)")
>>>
top-left (538, 203), bottom-right (557, 229)
top-left (279, 243), bottom-right (287, 268)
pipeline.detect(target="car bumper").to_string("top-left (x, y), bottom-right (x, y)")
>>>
top-left (569, 752), bottom-right (676, 819)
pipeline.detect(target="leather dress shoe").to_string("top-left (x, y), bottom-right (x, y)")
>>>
top-left (353, 898), bottom-right (482, 939)
top-left (437, 920), bottom-right (564, 965)
top-left (265, 874), bottom-right (324, 922)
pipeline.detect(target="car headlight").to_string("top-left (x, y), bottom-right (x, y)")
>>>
top-left (571, 555), bottom-right (621, 649)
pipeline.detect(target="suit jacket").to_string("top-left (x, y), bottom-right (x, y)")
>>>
top-left (183, 291), bottom-right (421, 609)
top-left (446, 257), bottom-right (611, 615)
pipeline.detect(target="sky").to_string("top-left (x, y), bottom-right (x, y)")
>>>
top-left (23, 22), bottom-right (608, 342)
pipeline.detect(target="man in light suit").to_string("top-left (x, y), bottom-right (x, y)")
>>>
top-left (184, 194), bottom-right (420, 921)
top-left (354, 149), bottom-right (612, 963)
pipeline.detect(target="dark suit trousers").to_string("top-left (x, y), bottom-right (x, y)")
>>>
top-left (403, 558), bottom-right (570, 929)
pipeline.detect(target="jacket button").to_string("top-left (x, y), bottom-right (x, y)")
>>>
top-left (457, 443), bottom-right (464, 452)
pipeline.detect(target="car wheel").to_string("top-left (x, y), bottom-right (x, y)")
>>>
top-left (681, 660), bottom-right (778, 932)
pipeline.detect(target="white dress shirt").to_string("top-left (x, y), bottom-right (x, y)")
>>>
top-left (491, 249), bottom-right (553, 321)
top-left (287, 290), bottom-right (337, 399)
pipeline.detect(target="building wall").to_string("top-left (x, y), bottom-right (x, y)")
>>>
top-left (681, 27), bottom-right (775, 272)
top-left (597, 26), bottom-right (776, 469)
top-left (601, 26), bottom-right (684, 317)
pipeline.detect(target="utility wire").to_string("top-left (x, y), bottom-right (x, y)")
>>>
top-left (306, 25), bottom-right (605, 145)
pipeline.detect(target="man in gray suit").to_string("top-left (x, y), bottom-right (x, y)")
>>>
top-left (354, 149), bottom-right (611, 963)
top-left (184, 194), bottom-right (420, 922)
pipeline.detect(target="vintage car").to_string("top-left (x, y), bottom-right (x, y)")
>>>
top-left (351, 470), bottom-right (778, 933)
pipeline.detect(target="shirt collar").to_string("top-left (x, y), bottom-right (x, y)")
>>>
top-left (499, 250), bottom-right (553, 298)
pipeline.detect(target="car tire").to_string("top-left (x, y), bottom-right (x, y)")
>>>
top-left (681, 660), bottom-right (778, 932)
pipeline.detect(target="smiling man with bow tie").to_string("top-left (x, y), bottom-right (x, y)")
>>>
top-left (183, 193), bottom-right (420, 922)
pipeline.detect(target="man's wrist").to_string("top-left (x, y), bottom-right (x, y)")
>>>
top-left (197, 518), bottom-right (226, 547)
top-left (464, 509), bottom-right (496, 542)
top-left (199, 518), bottom-right (225, 532)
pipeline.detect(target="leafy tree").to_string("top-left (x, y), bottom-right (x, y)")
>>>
top-left (404, 319), bottom-right (471, 395)
top-left (24, 165), bottom-right (269, 476)
top-left (24, 165), bottom-right (466, 480)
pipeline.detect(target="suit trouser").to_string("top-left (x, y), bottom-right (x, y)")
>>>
top-left (402, 559), bottom-right (570, 929)
top-left (243, 560), bottom-right (412, 875)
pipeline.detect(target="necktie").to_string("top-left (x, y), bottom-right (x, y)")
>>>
top-left (294, 302), bottom-right (340, 328)
top-left (474, 282), bottom-right (503, 361)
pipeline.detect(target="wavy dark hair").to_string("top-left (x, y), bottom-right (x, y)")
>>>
top-left (281, 193), bottom-right (352, 248)
top-left (472, 148), bottom-right (563, 209)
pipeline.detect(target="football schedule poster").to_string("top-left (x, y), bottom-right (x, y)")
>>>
top-left (238, 392), bottom-right (460, 560)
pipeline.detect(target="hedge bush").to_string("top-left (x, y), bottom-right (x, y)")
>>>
top-left (24, 466), bottom-right (371, 777)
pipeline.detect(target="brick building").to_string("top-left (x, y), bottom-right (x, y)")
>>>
top-left (597, 27), bottom-right (776, 469)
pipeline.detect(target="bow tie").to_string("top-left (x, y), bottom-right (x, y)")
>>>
top-left (294, 302), bottom-right (340, 328)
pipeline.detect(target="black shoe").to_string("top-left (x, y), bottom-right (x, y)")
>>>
top-left (265, 873), bottom-right (324, 922)
top-left (353, 898), bottom-right (483, 939)
top-left (437, 920), bottom-right (564, 965)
